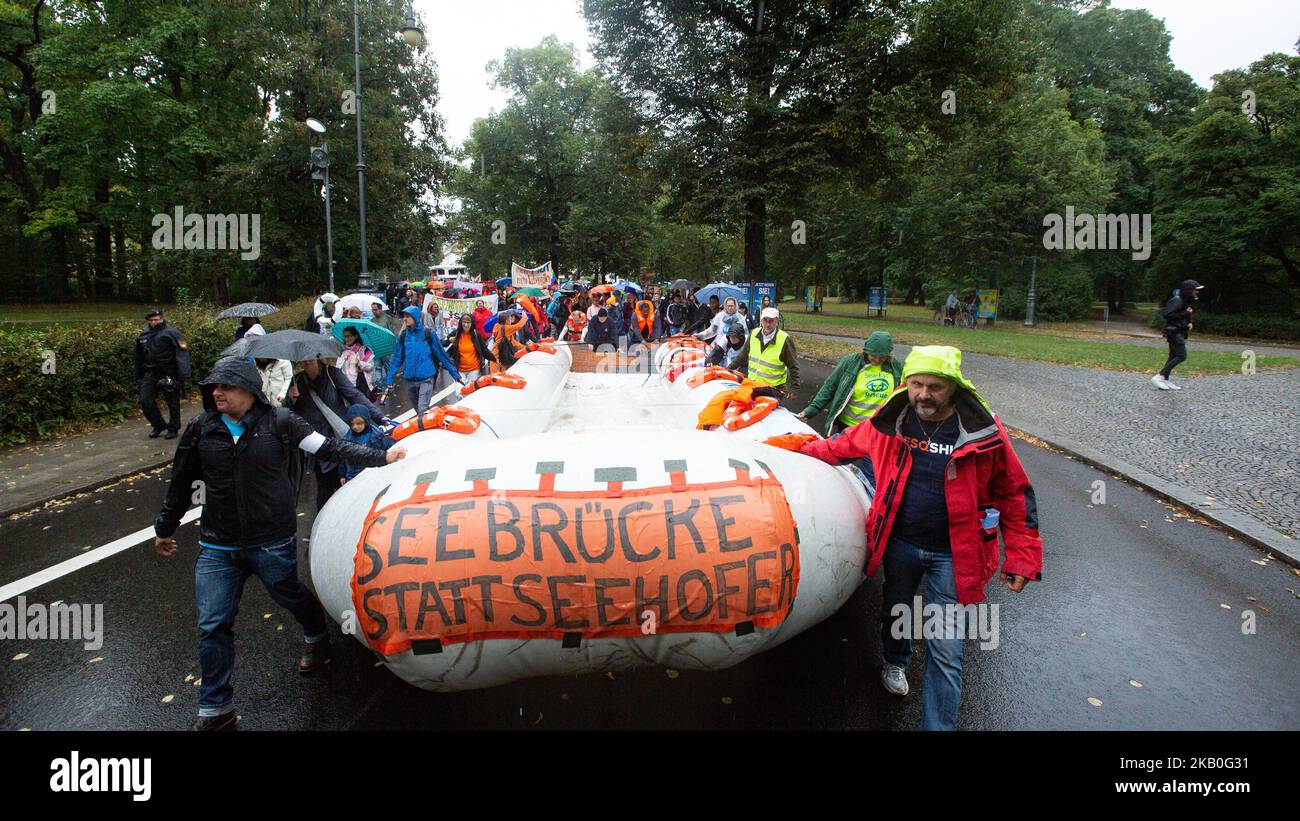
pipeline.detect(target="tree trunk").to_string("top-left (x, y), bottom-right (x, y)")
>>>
top-left (114, 226), bottom-right (128, 299)
top-left (743, 195), bottom-right (766, 280)
top-left (138, 226), bottom-right (152, 303)
top-left (93, 178), bottom-right (114, 298)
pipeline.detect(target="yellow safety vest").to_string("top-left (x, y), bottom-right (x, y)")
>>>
top-left (747, 329), bottom-right (789, 387)
top-left (836, 364), bottom-right (895, 427)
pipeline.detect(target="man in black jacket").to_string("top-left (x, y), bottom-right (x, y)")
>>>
top-left (154, 356), bottom-right (405, 731)
top-left (1152, 279), bottom-right (1203, 391)
top-left (135, 308), bottom-right (190, 439)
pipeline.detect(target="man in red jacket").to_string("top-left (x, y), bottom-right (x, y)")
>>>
top-left (799, 345), bottom-right (1042, 730)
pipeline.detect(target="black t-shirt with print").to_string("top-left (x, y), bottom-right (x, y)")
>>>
top-left (891, 409), bottom-right (961, 552)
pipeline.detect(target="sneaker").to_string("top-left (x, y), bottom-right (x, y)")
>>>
top-left (191, 712), bottom-right (238, 731)
top-left (297, 637), bottom-right (332, 675)
top-left (1164, 380), bottom-right (1181, 390)
top-left (881, 663), bottom-right (909, 697)
top-left (164, 429), bottom-right (179, 439)
top-left (1151, 375), bottom-right (1172, 391)
top-left (148, 427), bottom-right (166, 438)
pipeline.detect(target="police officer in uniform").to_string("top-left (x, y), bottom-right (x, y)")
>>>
top-left (135, 308), bottom-right (190, 439)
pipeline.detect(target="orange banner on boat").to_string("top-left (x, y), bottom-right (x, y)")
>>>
top-left (350, 477), bottom-right (799, 654)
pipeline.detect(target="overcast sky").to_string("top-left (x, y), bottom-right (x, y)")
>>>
top-left (420, 0), bottom-right (1300, 150)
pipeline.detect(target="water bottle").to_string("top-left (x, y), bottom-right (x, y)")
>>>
top-left (981, 508), bottom-right (1000, 530)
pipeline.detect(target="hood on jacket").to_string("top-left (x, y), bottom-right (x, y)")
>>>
top-left (200, 355), bottom-right (271, 412)
top-left (344, 402), bottom-right (370, 424)
top-left (864, 331), bottom-right (894, 356)
top-left (899, 345), bottom-right (988, 410)
top-left (402, 305), bottom-right (424, 329)
top-left (870, 345), bottom-right (997, 446)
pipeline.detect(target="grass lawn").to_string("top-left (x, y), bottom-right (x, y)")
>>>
top-left (0, 303), bottom-right (176, 324)
top-left (784, 311), bottom-right (1295, 375)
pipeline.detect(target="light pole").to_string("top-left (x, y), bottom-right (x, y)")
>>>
top-left (351, 0), bottom-right (425, 292)
top-left (306, 118), bottom-right (335, 294)
top-left (1024, 255), bottom-right (1038, 327)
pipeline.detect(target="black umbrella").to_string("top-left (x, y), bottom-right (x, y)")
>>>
top-left (221, 329), bottom-right (342, 361)
top-left (558, 281), bottom-right (583, 294)
top-left (216, 302), bottom-right (279, 320)
top-left (669, 279), bottom-right (698, 294)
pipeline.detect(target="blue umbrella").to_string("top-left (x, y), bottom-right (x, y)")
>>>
top-left (496, 277), bottom-right (512, 288)
top-left (695, 283), bottom-right (746, 305)
top-left (332, 318), bottom-right (397, 359)
top-left (612, 279), bottom-right (643, 294)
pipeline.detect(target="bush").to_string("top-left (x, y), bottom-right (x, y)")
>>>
top-left (1146, 309), bottom-right (1300, 342)
top-left (0, 297), bottom-right (316, 445)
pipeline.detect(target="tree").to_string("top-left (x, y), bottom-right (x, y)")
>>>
top-left (584, 0), bottom-right (891, 287)
top-left (1151, 47), bottom-right (1300, 313)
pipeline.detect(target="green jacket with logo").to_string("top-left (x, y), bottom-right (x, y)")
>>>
top-left (801, 352), bottom-right (903, 436)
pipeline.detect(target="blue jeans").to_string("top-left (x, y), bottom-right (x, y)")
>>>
top-left (404, 378), bottom-right (434, 414)
top-left (880, 537), bottom-right (964, 731)
top-left (195, 538), bottom-right (328, 716)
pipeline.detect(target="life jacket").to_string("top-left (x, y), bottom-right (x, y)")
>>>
top-left (635, 300), bottom-right (655, 334)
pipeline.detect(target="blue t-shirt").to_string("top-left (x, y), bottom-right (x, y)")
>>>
top-left (891, 411), bottom-right (960, 552)
top-left (220, 415), bottom-right (247, 443)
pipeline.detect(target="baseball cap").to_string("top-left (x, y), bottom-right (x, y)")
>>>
top-left (760, 307), bottom-right (780, 320)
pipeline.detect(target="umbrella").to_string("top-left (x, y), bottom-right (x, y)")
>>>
top-left (612, 280), bottom-right (643, 294)
top-left (496, 277), bottom-right (512, 287)
top-left (557, 281), bottom-right (583, 294)
top-left (216, 302), bottom-right (279, 320)
top-left (331, 318), bottom-right (397, 359)
top-left (589, 284), bottom-right (614, 296)
top-left (223, 329), bottom-right (342, 361)
top-left (669, 279), bottom-right (698, 294)
top-left (516, 285), bottom-right (546, 298)
top-left (336, 293), bottom-right (387, 314)
top-left (695, 283), bottom-right (746, 305)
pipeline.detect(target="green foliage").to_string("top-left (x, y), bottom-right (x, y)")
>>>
top-left (1146, 309), bottom-right (1300, 342)
top-left (0, 297), bottom-right (314, 442)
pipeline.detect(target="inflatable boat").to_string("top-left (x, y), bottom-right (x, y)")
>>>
top-left (309, 337), bottom-right (871, 691)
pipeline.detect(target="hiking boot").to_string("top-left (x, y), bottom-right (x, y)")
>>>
top-left (149, 427), bottom-right (166, 438)
top-left (881, 663), bottom-right (909, 697)
top-left (191, 713), bottom-right (238, 731)
top-left (297, 637), bottom-right (331, 675)
top-left (1151, 374), bottom-right (1172, 391)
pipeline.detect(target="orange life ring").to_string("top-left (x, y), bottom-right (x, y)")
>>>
top-left (460, 371), bottom-right (528, 396)
top-left (722, 396), bottom-right (779, 431)
top-left (391, 405), bottom-right (482, 440)
top-left (685, 366), bottom-right (743, 388)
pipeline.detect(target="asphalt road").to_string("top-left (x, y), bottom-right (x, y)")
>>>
top-left (2, 356), bottom-right (1297, 730)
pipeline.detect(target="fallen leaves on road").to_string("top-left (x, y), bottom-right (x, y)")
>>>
top-left (161, 694), bottom-right (174, 704)
top-left (12, 652), bottom-right (28, 661)
top-left (1087, 697), bottom-right (1103, 707)
top-left (1129, 680), bottom-right (1143, 688)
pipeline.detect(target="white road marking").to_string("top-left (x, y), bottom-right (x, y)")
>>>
top-left (0, 507), bottom-right (202, 603)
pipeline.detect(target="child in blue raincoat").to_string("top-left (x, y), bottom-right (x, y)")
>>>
top-left (338, 403), bottom-right (393, 483)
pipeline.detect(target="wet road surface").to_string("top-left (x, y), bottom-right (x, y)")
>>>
top-left (2, 356), bottom-right (1297, 730)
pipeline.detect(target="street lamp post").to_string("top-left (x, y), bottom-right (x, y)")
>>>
top-left (1024, 255), bottom-right (1038, 327)
top-left (306, 118), bottom-right (335, 294)
top-left (351, 0), bottom-right (425, 293)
